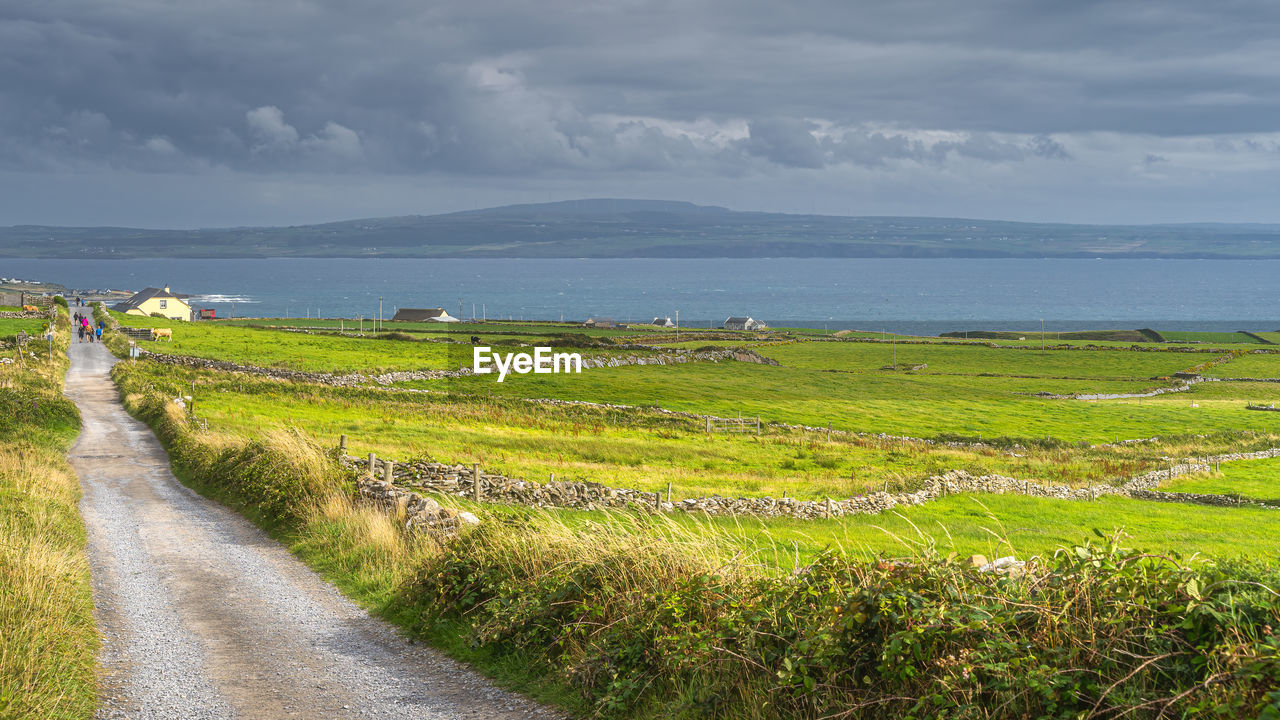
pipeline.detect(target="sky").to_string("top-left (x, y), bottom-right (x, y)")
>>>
top-left (3, 1), bottom-right (1280, 228)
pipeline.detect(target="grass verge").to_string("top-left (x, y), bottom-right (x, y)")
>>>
top-left (0, 306), bottom-right (97, 719)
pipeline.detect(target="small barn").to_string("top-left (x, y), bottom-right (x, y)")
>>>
top-left (111, 286), bottom-right (193, 321)
top-left (391, 308), bottom-right (459, 323)
top-left (651, 317), bottom-right (676, 328)
top-left (584, 317), bottom-right (616, 329)
top-left (724, 316), bottom-right (766, 331)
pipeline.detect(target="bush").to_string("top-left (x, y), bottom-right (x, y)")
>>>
top-left (411, 529), bottom-right (1280, 718)
top-left (52, 295), bottom-right (67, 309)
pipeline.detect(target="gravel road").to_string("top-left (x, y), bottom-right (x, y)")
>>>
top-left (65, 339), bottom-right (561, 719)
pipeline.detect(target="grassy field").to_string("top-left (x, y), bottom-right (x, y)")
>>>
top-left (1159, 330), bottom-right (1264, 344)
top-left (103, 311), bottom-right (1280, 718)
top-left (0, 308), bottom-right (97, 719)
top-left (109, 311), bottom-right (671, 373)
top-left (1201, 351), bottom-right (1280, 378)
top-left (0, 317), bottom-right (47, 339)
top-left (753, 339), bottom-right (1211, 378)
top-left (1163, 457), bottom-right (1280, 503)
top-left (432, 358), bottom-right (1280, 442)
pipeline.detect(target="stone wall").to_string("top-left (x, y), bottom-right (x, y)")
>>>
top-left (346, 446), bottom-right (1280, 523)
top-left (124, 344), bottom-right (776, 388)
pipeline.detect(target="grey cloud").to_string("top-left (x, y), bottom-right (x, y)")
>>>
top-left (2, 0), bottom-right (1280, 226)
top-left (739, 119), bottom-right (826, 169)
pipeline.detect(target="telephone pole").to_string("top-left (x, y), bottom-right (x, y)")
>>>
top-left (378, 296), bottom-right (383, 331)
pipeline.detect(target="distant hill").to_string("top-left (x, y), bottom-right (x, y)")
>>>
top-left (4, 198), bottom-right (1280, 259)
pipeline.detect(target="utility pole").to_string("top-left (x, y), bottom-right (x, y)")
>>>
top-left (675, 310), bottom-right (679, 339)
top-left (459, 298), bottom-right (463, 321)
top-left (378, 296), bottom-right (383, 331)
top-left (482, 303), bottom-right (486, 322)
top-left (1041, 318), bottom-right (1045, 351)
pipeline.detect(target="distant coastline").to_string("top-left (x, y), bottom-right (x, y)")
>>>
top-left (4, 199), bottom-right (1280, 260)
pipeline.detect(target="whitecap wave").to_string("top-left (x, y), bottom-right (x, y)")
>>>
top-left (188, 293), bottom-right (258, 301)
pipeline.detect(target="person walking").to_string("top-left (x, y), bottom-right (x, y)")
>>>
top-left (94, 324), bottom-right (103, 343)
top-left (77, 322), bottom-right (85, 343)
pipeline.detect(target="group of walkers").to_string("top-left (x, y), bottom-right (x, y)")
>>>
top-left (74, 312), bottom-right (103, 343)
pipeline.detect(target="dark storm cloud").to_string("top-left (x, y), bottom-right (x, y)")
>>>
top-left (2, 0), bottom-right (1280, 225)
top-left (6, 0), bottom-right (1280, 176)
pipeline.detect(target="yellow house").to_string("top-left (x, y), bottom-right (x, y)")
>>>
top-left (110, 285), bottom-right (193, 321)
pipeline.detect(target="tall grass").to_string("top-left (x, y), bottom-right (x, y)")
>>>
top-left (0, 307), bottom-right (97, 719)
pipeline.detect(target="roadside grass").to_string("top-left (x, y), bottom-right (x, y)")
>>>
top-left (1163, 457), bottom-right (1280, 503)
top-left (0, 309), bottom-right (97, 720)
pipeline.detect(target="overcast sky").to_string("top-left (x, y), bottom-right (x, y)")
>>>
top-left (3, 0), bottom-right (1280, 227)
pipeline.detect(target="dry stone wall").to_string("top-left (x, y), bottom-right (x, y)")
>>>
top-left (124, 344), bottom-right (776, 387)
top-left (347, 447), bottom-right (1280, 523)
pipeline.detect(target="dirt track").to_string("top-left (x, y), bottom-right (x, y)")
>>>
top-left (65, 339), bottom-right (558, 719)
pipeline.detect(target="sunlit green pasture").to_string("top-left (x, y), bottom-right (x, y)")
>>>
top-left (121, 362), bottom-right (1242, 500)
top-left (111, 311), bottom-right (457, 372)
top-left (754, 340), bottom-right (1214, 378)
top-left (1159, 330), bottom-right (1262, 344)
top-left (221, 317), bottom-right (648, 338)
top-left (503, 492), bottom-right (1280, 563)
top-left (1162, 457), bottom-right (1280, 503)
top-left (1201, 351), bottom-right (1280, 378)
top-left (432, 359), bottom-right (1280, 442)
top-left (0, 317), bottom-right (46, 338)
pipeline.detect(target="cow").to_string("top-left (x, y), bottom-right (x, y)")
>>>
top-left (470, 335), bottom-right (481, 344)
top-left (151, 328), bottom-right (173, 341)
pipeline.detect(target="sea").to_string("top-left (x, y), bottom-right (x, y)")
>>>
top-left (3, 257), bottom-right (1276, 336)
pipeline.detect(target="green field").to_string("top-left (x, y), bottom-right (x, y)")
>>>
top-left (103, 310), bottom-right (1280, 718)
top-left (1159, 330), bottom-right (1263, 344)
top-left (109, 311), bottom-right (673, 373)
top-left (1163, 456), bottom-right (1280, 503)
top-left (0, 317), bottom-right (46, 339)
top-left (103, 311), bottom-right (1280, 529)
top-left (1201, 351), bottom-right (1280, 378)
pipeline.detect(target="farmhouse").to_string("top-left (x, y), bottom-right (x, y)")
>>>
top-left (111, 286), bottom-right (192, 321)
top-left (724, 316), bottom-right (766, 331)
top-left (585, 317), bottom-right (627, 329)
top-left (391, 308), bottom-right (459, 323)
top-left (651, 317), bottom-right (676, 328)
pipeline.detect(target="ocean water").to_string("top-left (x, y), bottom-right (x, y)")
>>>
top-left (3, 257), bottom-right (1276, 336)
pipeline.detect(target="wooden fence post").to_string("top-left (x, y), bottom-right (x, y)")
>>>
top-left (706, 417), bottom-right (711, 434)
top-left (339, 434), bottom-right (347, 452)
top-left (473, 463), bottom-right (481, 502)
top-left (383, 461), bottom-right (394, 483)
top-left (667, 482), bottom-right (672, 503)
top-left (367, 452), bottom-right (377, 477)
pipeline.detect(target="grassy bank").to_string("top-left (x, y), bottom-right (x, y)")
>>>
top-left (111, 373), bottom-right (1280, 718)
top-left (0, 304), bottom-right (98, 719)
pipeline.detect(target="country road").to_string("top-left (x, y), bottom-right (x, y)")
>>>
top-left (64, 339), bottom-right (559, 719)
